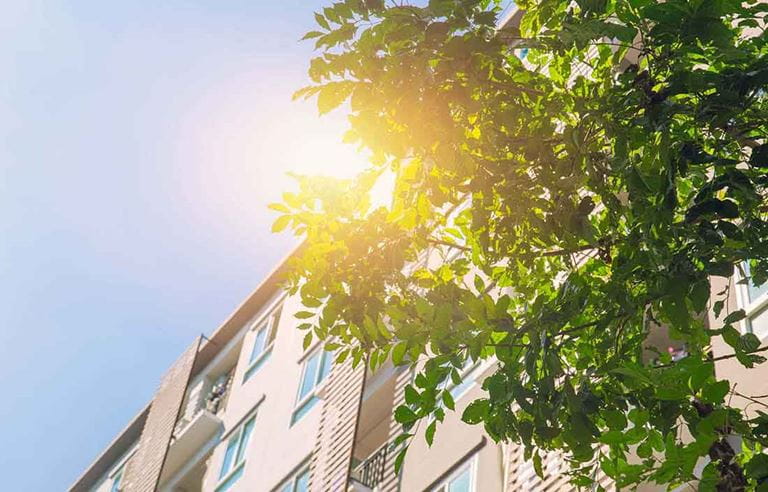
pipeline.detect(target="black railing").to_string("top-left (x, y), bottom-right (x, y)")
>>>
top-left (354, 442), bottom-right (389, 489)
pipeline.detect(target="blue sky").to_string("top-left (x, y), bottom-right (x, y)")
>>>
top-left (0, 2), bottom-right (364, 490)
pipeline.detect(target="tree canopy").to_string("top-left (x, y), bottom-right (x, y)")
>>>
top-left (274, 0), bottom-right (768, 489)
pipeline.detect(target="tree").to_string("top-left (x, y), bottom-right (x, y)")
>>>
top-left (273, 0), bottom-right (768, 489)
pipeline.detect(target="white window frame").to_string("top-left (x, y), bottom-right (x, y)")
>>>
top-left (275, 463), bottom-right (310, 492)
top-left (109, 464), bottom-right (124, 492)
top-left (215, 411), bottom-right (257, 491)
top-left (734, 262), bottom-right (768, 339)
top-left (242, 302), bottom-right (283, 383)
top-left (429, 452), bottom-right (478, 492)
top-left (107, 444), bottom-right (137, 492)
top-left (447, 358), bottom-right (482, 402)
top-left (445, 356), bottom-right (497, 403)
top-left (291, 347), bottom-right (333, 424)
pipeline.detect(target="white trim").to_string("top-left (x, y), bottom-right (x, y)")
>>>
top-left (273, 460), bottom-right (311, 492)
top-left (214, 411), bottom-right (257, 491)
top-left (248, 291), bottom-right (288, 333)
top-left (291, 347), bottom-right (333, 422)
top-left (215, 461), bottom-right (245, 492)
top-left (447, 357), bottom-right (496, 402)
top-left (429, 451), bottom-right (478, 492)
top-left (734, 263), bottom-right (768, 339)
top-left (242, 302), bottom-right (283, 382)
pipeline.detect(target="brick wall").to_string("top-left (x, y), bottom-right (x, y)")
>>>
top-left (309, 358), bottom-right (366, 492)
top-left (123, 337), bottom-right (201, 492)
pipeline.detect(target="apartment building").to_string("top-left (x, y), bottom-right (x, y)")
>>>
top-left (68, 233), bottom-right (768, 492)
top-left (67, 245), bottom-right (534, 492)
top-left (69, 4), bottom-right (768, 491)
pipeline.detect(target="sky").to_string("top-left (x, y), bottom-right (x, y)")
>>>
top-left (0, 2), bottom-right (367, 490)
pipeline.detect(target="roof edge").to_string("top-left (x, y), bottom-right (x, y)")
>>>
top-left (70, 240), bottom-right (304, 491)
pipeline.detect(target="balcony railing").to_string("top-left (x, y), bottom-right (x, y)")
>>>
top-left (352, 442), bottom-right (389, 490)
top-left (173, 369), bottom-right (233, 439)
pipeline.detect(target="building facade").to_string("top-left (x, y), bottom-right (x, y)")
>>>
top-left (67, 249), bottom-right (542, 492)
top-left (69, 5), bottom-right (768, 492)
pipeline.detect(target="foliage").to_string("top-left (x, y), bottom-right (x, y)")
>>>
top-left (276, 0), bottom-right (768, 489)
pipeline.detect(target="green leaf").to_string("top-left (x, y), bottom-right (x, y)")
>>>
top-left (317, 82), bottom-right (353, 114)
top-left (394, 448), bottom-right (407, 474)
top-left (461, 399), bottom-right (489, 425)
top-left (746, 454), bottom-right (768, 481)
top-left (271, 215), bottom-right (292, 233)
top-left (604, 410), bottom-right (627, 431)
top-left (532, 452), bottom-right (544, 479)
top-left (740, 332), bottom-right (762, 353)
top-left (394, 405), bottom-right (418, 424)
top-left (724, 309), bottom-right (746, 324)
top-left (392, 341), bottom-right (408, 365)
top-left (404, 385), bottom-right (420, 405)
top-left (314, 12), bottom-right (329, 30)
top-left (441, 390), bottom-right (455, 411)
top-left (300, 30), bottom-right (325, 41)
top-left (425, 420), bottom-right (436, 446)
top-left (701, 380), bottom-right (730, 404)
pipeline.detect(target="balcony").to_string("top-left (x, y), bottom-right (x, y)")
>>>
top-left (159, 370), bottom-right (233, 486)
top-left (348, 361), bottom-right (402, 491)
top-left (350, 442), bottom-right (390, 491)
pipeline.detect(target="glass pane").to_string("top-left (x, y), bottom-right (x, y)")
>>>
top-left (744, 262), bottom-right (768, 303)
top-left (279, 483), bottom-right (293, 492)
top-left (220, 433), bottom-right (240, 478)
top-left (298, 352), bottom-right (320, 401)
top-left (110, 469), bottom-right (123, 492)
top-left (448, 466), bottom-right (472, 492)
top-left (449, 378), bottom-right (474, 400)
top-left (250, 327), bottom-right (268, 362)
top-left (291, 395), bottom-right (319, 425)
top-left (749, 304), bottom-right (768, 340)
top-left (317, 351), bottom-right (332, 384)
top-left (294, 468), bottom-right (310, 492)
top-left (748, 279), bottom-right (768, 304)
top-left (450, 360), bottom-right (478, 399)
top-left (215, 462), bottom-right (244, 492)
top-left (235, 417), bottom-right (255, 464)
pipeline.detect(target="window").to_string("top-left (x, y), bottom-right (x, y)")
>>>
top-left (243, 304), bottom-right (282, 382)
top-left (216, 414), bottom-right (256, 492)
top-left (448, 358), bottom-right (481, 401)
top-left (291, 348), bottom-right (333, 425)
top-left (110, 465), bottom-right (124, 492)
top-left (430, 453), bottom-right (477, 492)
top-left (277, 465), bottom-right (310, 492)
top-left (736, 262), bottom-right (768, 339)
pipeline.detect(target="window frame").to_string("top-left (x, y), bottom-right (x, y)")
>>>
top-left (242, 302), bottom-right (283, 383)
top-left (106, 444), bottom-right (137, 492)
top-left (109, 465), bottom-right (124, 492)
top-left (429, 452), bottom-right (478, 492)
top-left (447, 358), bottom-right (482, 402)
top-left (215, 412), bottom-right (257, 492)
top-left (275, 463), bottom-right (310, 492)
top-left (290, 347), bottom-right (333, 425)
top-left (734, 262), bottom-right (768, 340)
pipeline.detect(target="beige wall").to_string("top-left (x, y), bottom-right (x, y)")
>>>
top-left (197, 293), bottom-right (323, 492)
top-left (709, 276), bottom-right (768, 417)
top-left (400, 364), bottom-right (505, 492)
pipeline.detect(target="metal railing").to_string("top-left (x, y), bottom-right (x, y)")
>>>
top-left (173, 370), bottom-right (233, 439)
top-left (353, 442), bottom-right (390, 490)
